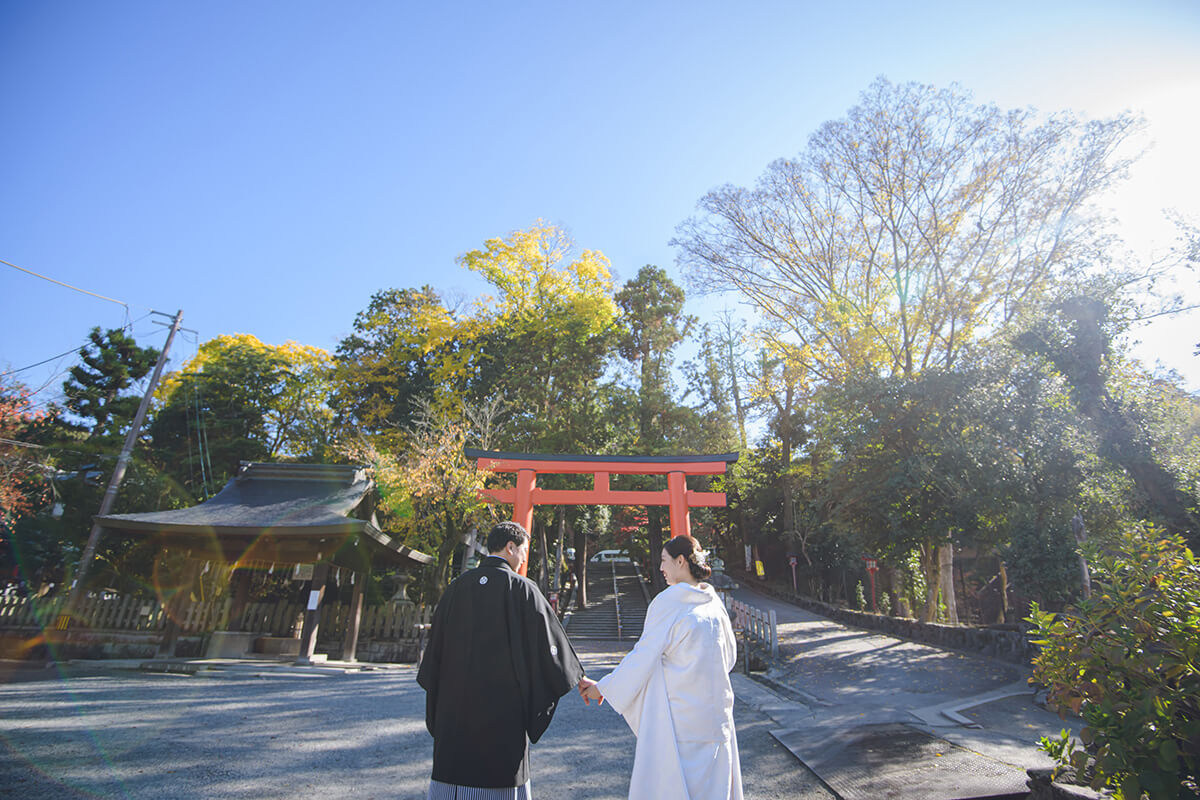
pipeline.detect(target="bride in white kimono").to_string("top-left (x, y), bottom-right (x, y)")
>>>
top-left (579, 535), bottom-right (743, 800)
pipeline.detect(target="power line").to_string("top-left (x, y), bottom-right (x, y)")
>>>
top-left (0, 346), bottom-right (84, 378)
top-left (0, 311), bottom-right (155, 379)
top-left (2, 258), bottom-right (128, 309)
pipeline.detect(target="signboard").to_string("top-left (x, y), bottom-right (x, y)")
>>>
top-left (307, 590), bottom-right (322, 611)
top-left (788, 555), bottom-right (798, 567)
top-left (294, 564), bottom-right (314, 581)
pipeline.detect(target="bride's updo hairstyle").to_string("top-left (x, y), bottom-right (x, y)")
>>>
top-left (663, 535), bottom-right (713, 581)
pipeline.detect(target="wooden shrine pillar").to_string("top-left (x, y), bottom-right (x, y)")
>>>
top-left (512, 469), bottom-right (536, 576)
top-left (341, 572), bottom-right (365, 662)
top-left (667, 471), bottom-right (691, 538)
top-left (226, 568), bottom-right (252, 632)
top-left (295, 562), bottom-right (330, 665)
top-left (156, 559), bottom-right (200, 657)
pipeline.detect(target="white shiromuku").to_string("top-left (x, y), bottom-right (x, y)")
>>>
top-left (596, 581), bottom-right (743, 800)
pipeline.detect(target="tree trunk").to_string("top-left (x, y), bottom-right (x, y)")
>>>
top-left (647, 508), bottom-right (665, 593)
top-left (574, 525), bottom-right (587, 609)
top-left (537, 516), bottom-right (549, 595)
top-left (553, 507), bottom-right (566, 594)
top-left (777, 385), bottom-right (795, 538)
top-left (1071, 512), bottom-right (1091, 599)
top-left (999, 561), bottom-right (1010, 624)
top-left (938, 542), bottom-right (958, 625)
top-left (921, 543), bottom-right (939, 622)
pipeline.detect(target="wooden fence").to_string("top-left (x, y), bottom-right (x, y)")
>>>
top-left (727, 597), bottom-right (778, 657)
top-left (0, 592), bottom-right (430, 641)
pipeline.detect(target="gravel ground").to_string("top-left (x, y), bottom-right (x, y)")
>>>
top-left (0, 650), bottom-right (832, 800)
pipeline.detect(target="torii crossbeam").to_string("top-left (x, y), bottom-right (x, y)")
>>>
top-left (466, 449), bottom-right (738, 574)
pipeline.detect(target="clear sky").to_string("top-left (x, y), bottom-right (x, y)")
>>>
top-left (3, 0), bottom-right (1198, 408)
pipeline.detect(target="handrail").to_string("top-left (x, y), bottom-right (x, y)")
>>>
top-left (634, 562), bottom-right (652, 605)
top-left (727, 597), bottom-right (778, 657)
top-left (611, 561), bottom-right (623, 639)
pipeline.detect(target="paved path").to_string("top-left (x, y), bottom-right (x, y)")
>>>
top-left (1, 587), bottom-right (1083, 799)
top-left (727, 584), bottom-right (1083, 798)
top-left (0, 647), bottom-right (833, 800)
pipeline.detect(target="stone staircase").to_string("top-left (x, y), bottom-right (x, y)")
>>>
top-left (564, 561), bottom-right (649, 641)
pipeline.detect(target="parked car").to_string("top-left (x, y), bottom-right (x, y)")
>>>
top-left (589, 549), bottom-right (632, 563)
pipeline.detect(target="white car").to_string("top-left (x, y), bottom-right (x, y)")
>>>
top-left (589, 549), bottom-right (632, 563)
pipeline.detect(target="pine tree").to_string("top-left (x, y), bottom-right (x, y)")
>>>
top-left (62, 327), bottom-right (159, 439)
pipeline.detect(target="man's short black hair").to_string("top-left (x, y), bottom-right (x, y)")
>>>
top-left (487, 521), bottom-right (529, 553)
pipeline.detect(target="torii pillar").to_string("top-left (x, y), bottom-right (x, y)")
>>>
top-left (466, 449), bottom-right (738, 576)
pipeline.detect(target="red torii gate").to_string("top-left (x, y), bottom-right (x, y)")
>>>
top-left (465, 448), bottom-right (739, 575)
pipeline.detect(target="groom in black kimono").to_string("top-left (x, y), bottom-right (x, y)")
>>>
top-left (418, 520), bottom-right (585, 799)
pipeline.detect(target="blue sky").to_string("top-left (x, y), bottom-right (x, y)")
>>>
top-left (3, 0), bottom-right (1199, 408)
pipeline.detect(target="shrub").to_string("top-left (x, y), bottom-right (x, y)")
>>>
top-left (1028, 523), bottom-right (1200, 799)
top-left (854, 580), bottom-right (866, 611)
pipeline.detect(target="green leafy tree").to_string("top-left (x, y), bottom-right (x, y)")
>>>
top-left (331, 286), bottom-right (446, 441)
top-left (346, 397), bottom-right (501, 601)
top-left (674, 77), bottom-right (1142, 600)
top-left (151, 334), bottom-right (334, 498)
top-left (62, 327), bottom-right (159, 439)
top-left (1029, 524), bottom-right (1200, 799)
top-left (1018, 294), bottom-right (1200, 545)
top-left (333, 223), bottom-right (623, 598)
top-left (611, 266), bottom-right (699, 589)
top-left (462, 222), bottom-right (619, 454)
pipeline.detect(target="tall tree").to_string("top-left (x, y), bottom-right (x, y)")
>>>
top-left (614, 266), bottom-right (692, 451)
top-left (62, 327), bottom-right (159, 439)
top-left (333, 223), bottom-right (621, 599)
top-left (711, 310), bottom-right (752, 450)
top-left (1017, 294), bottom-right (1200, 544)
top-left (674, 77), bottom-right (1142, 381)
top-left (151, 334), bottom-right (334, 497)
top-left (460, 221), bottom-right (619, 453)
top-left (748, 335), bottom-right (811, 543)
top-left (613, 266), bottom-right (694, 590)
top-left (675, 78), bottom-right (1142, 599)
top-left (331, 286), bottom-right (448, 441)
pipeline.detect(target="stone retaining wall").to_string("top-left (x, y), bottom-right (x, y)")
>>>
top-left (1, 627), bottom-right (421, 663)
top-left (728, 569), bottom-right (1038, 664)
top-left (0, 629), bottom-right (202, 660)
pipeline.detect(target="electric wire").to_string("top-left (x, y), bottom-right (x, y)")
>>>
top-left (2, 312), bottom-right (155, 379)
top-left (2, 258), bottom-right (129, 309)
top-left (0, 346), bottom-right (88, 378)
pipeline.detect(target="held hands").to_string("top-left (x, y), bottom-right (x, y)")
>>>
top-left (578, 677), bottom-right (604, 706)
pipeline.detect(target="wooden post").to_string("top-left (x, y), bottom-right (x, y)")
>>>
top-left (513, 469), bottom-right (536, 576)
top-left (667, 471), bottom-right (691, 538)
top-left (341, 572), bottom-right (365, 663)
top-left (156, 559), bottom-right (199, 658)
top-left (226, 568), bottom-right (252, 632)
top-left (296, 562), bottom-right (330, 664)
top-left (769, 609), bottom-right (778, 658)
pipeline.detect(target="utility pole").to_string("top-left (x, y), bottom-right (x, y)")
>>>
top-left (67, 310), bottom-right (185, 612)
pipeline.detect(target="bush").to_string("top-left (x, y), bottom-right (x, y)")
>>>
top-left (854, 581), bottom-right (866, 611)
top-left (1028, 524), bottom-right (1200, 799)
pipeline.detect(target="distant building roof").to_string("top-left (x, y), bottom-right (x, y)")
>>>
top-left (95, 462), bottom-right (432, 569)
